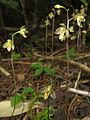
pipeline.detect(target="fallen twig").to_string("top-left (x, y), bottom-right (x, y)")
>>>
top-left (74, 71), bottom-right (81, 89)
top-left (68, 88), bottom-right (90, 97)
top-left (33, 53), bottom-right (90, 73)
top-left (74, 53), bottom-right (90, 60)
top-left (0, 66), bottom-right (10, 76)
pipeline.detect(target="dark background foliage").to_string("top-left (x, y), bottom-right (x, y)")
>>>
top-left (0, 0), bottom-right (90, 54)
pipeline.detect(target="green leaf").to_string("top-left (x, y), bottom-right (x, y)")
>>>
top-left (22, 87), bottom-right (36, 97)
top-left (31, 62), bottom-right (55, 76)
top-left (8, 0), bottom-right (19, 9)
top-left (31, 62), bottom-right (43, 70)
top-left (31, 62), bottom-right (45, 76)
top-left (65, 48), bottom-right (77, 59)
top-left (11, 94), bottom-right (23, 107)
top-left (34, 68), bottom-right (43, 76)
top-left (0, 0), bottom-right (19, 9)
top-left (12, 51), bottom-right (21, 60)
top-left (80, 0), bottom-right (87, 5)
top-left (44, 66), bottom-right (55, 75)
top-left (34, 107), bottom-right (54, 120)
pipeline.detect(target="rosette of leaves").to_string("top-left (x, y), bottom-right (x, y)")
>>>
top-left (31, 62), bottom-right (55, 77)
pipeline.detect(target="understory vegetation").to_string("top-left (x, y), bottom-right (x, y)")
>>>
top-left (0, 0), bottom-right (90, 120)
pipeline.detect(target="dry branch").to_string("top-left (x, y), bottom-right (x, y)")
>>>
top-left (65, 59), bottom-right (90, 73)
top-left (33, 53), bottom-right (90, 73)
top-left (0, 66), bottom-right (10, 76)
top-left (68, 88), bottom-right (90, 97)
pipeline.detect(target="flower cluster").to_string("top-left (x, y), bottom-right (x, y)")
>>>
top-left (55, 23), bottom-right (74, 41)
top-left (3, 26), bottom-right (28, 52)
top-left (55, 24), bottom-right (66, 41)
top-left (72, 5), bottom-right (86, 27)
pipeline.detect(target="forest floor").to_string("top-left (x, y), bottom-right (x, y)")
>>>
top-left (0, 38), bottom-right (90, 120)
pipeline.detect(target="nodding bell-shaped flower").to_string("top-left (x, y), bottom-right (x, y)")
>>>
top-left (55, 24), bottom-right (67, 41)
top-left (76, 14), bottom-right (85, 27)
top-left (44, 85), bottom-right (52, 100)
top-left (54, 4), bottom-right (66, 10)
top-left (3, 39), bottom-right (15, 52)
top-left (73, 9), bottom-right (86, 28)
top-left (19, 26), bottom-right (28, 38)
top-left (44, 85), bottom-right (56, 100)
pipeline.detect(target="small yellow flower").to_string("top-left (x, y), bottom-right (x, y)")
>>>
top-left (19, 26), bottom-right (28, 38)
top-left (73, 11), bottom-right (85, 27)
top-left (77, 14), bottom-right (85, 27)
top-left (54, 4), bottom-right (65, 9)
top-left (69, 26), bottom-right (74, 33)
top-left (44, 19), bottom-right (50, 26)
top-left (44, 85), bottom-right (56, 100)
top-left (48, 12), bottom-right (54, 19)
top-left (70, 35), bottom-right (76, 40)
top-left (3, 39), bottom-right (15, 51)
top-left (54, 4), bottom-right (61, 9)
top-left (55, 25), bottom-right (66, 41)
top-left (88, 24), bottom-right (90, 29)
top-left (44, 85), bottom-right (52, 100)
top-left (82, 30), bottom-right (86, 34)
top-left (56, 9), bottom-right (61, 15)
